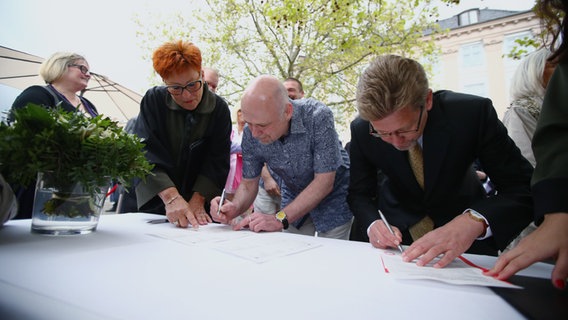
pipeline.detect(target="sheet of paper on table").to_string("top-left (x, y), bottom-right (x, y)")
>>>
top-left (148, 224), bottom-right (321, 263)
top-left (379, 249), bottom-right (521, 289)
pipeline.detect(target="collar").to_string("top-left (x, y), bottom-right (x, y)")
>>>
top-left (288, 100), bottom-right (306, 135)
top-left (165, 83), bottom-right (216, 114)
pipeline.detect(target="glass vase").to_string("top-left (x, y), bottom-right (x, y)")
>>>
top-left (31, 172), bottom-right (109, 235)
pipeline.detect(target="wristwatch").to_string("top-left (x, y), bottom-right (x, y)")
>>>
top-left (466, 210), bottom-right (488, 237)
top-left (275, 210), bottom-right (289, 230)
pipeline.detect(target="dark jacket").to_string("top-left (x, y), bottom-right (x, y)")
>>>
top-left (348, 90), bottom-right (534, 255)
top-left (130, 85), bottom-right (231, 214)
top-left (11, 85), bottom-right (97, 117)
top-left (531, 61), bottom-right (568, 223)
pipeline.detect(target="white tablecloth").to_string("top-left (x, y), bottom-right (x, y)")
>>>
top-left (0, 213), bottom-right (553, 320)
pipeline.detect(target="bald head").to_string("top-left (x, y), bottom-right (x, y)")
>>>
top-left (241, 75), bottom-right (293, 144)
top-left (242, 75), bottom-right (289, 111)
top-left (202, 67), bottom-right (219, 93)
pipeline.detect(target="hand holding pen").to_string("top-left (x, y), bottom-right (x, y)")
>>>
top-left (378, 210), bottom-right (404, 254)
top-left (216, 188), bottom-right (226, 217)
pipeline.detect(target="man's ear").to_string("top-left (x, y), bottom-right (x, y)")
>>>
top-left (284, 102), bottom-right (293, 120)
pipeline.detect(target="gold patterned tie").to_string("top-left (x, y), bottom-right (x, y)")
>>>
top-left (407, 143), bottom-right (434, 240)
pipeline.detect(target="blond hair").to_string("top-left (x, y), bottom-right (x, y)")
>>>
top-left (356, 55), bottom-right (428, 121)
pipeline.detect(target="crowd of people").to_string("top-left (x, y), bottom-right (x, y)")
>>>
top-left (1, 0), bottom-right (566, 291)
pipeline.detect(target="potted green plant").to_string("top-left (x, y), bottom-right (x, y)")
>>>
top-left (0, 103), bottom-right (154, 234)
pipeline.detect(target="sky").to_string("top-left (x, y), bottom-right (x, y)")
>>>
top-left (0, 0), bottom-right (537, 112)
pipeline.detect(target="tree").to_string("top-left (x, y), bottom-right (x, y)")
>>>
top-left (136, 0), bottom-right (445, 135)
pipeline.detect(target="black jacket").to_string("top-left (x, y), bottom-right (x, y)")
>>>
top-left (348, 90), bottom-right (533, 255)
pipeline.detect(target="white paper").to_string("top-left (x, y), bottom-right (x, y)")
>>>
top-left (210, 234), bottom-right (321, 263)
top-left (148, 224), bottom-right (321, 263)
top-left (379, 249), bottom-right (521, 289)
top-left (149, 223), bottom-right (253, 244)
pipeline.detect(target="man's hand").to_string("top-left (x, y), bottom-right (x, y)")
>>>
top-left (233, 212), bottom-right (284, 232)
top-left (402, 213), bottom-right (483, 268)
top-left (368, 219), bottom-right (403, 250)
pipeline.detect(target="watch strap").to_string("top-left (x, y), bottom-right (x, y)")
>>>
top-left (276, 210), bottom-right (289, 230)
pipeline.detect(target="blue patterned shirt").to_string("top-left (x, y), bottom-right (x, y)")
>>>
top-left (242, 98), bottom-right (352, 232)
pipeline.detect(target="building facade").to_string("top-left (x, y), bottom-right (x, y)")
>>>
top-left (428, 8), bottom-right (542, 118)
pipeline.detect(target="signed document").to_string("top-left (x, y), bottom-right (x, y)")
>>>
top-left (148, 224), bottom-right (320, 263)
top-left (379, 249), bottom-right (521, 289)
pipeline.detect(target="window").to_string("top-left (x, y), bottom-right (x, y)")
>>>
top-left (460, 42), bottom-right (484, 68)
top-left (458, 9), bottom-right (479, 26)
top-left (459, 41), bottom-right (487, 97)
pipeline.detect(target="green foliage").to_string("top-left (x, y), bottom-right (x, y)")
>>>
top-left (135, 0), bottom-right (443, 134)
top-left (505, 37), bottom-right (541, 60)
top-left (0, 104), bottom-right (154, 195)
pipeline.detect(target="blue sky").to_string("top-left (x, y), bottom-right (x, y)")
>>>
top-left (0, 0), bottom-right (536, 113)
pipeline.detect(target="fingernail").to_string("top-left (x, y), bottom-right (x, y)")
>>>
top-left (554, 279), bottom-right (566, 289)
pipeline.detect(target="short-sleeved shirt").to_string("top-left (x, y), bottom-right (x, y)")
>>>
top-left (242, 98), bottom-right (353, 232)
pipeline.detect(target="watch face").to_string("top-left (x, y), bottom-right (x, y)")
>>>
top-left (276, 211), bottom-right (286, 220)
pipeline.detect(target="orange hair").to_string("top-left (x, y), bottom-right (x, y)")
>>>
top-left (152, 40), bottom-right (202, 79)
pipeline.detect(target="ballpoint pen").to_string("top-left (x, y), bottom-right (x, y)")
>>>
top-left (378, 209), bottom-right (404, 254)
top-left (216, 188), bottom-right (226, 216)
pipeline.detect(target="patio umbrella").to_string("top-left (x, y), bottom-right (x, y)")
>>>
top-left (0, 45), bottom-right (141, 123)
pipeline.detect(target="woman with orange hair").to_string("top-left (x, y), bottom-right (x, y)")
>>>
top-left (127, 40), bottom-right (231, 228)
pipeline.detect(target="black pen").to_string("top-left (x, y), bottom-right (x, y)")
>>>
top-left (216, 188), bottom-right (226, 216)
top-left (147, 218), bottom-right (168, 224)
top-left (378, 209), bottom-right (404, 254)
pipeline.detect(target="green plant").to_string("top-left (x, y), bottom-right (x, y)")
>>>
top-left (0, 104), bottom-right (154, 215)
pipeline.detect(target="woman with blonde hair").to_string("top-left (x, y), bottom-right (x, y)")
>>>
top-left (11, 51), bottom-right (98, 117)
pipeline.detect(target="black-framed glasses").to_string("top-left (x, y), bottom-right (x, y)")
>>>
top-left (369, 105), bottom-right (424, 138)
top-left (166, 79), bottom-right (203, 95)
top-left (68, 64), bottom-right (90, 75)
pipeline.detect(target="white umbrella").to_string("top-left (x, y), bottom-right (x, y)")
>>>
top-left (0, 45), bottom-right (141, 122)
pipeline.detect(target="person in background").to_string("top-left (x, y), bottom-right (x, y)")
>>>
top-left (224, 108), bottom-right (245, 201)
top-left (501, 47), bottom-right (556, 250)
top-left (202, 67), bottom-right (220, 93)
top-left (11, 52), bottom-right (98, 117)
top-left (116, 116), bottom-right (139, 213)
top-left (503, 47), bottom-right (556, 167)
top-left (486, 0), bottom-right (568, 290)
top-left (348, 54), bottom-right (533, 267)
top-left (129, 40), bottom-right (231, 228)
top-left (283, 77), bottom-right (305, 100)
top-left (8, 52), bottom-right (98, 219)
top-left (211, 75), bottom-right (353, 240)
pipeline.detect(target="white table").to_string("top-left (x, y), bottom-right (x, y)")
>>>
top-left (0, 213), bottom-right (553, 320)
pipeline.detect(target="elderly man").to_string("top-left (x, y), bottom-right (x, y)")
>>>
top-left (211, 75), bottom-right (352, 239)
top-left (203, 67), bottom-right (220, 93)
top-left (348, 54), bottom-right (533, 267)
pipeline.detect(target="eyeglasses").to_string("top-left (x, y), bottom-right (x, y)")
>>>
top-left (369, 105), bottom-right (424, 138)
top-left (68, 64), bottom-right (90, 75)
top-left (166, 79), bottom-right (203, 95)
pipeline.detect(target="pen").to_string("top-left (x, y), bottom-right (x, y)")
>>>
top-left (378, 209), bottom-right (404, 254)
top-left (147, 218), bottom-right (168, 224)
top-left (216, 188), bottom-right (226, 216)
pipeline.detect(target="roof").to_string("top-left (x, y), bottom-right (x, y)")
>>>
top-left (424, 8), bottom-right (533, 35)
